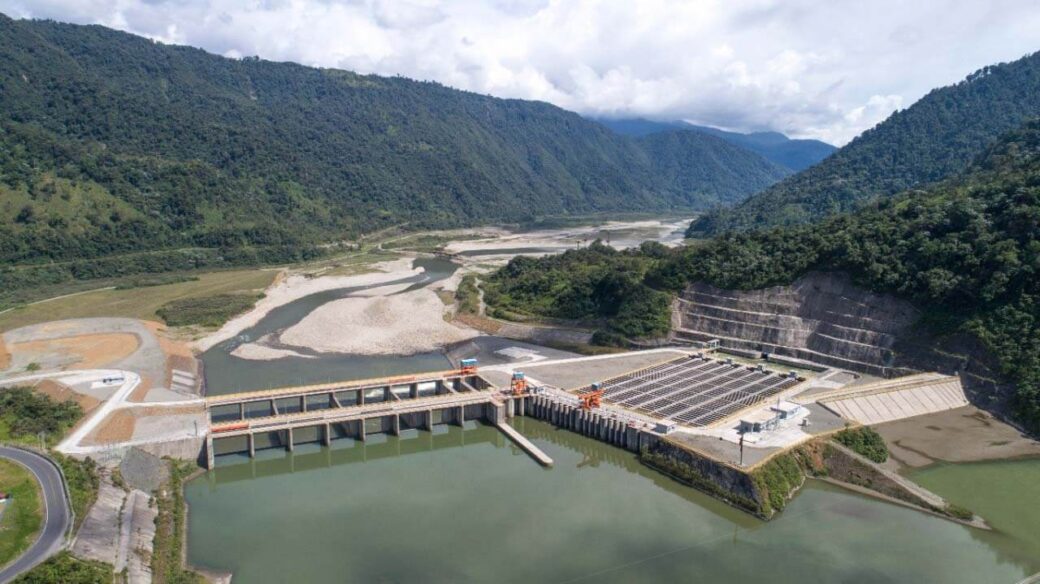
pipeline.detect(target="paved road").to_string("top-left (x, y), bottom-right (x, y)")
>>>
top-left (0, 447), bottom-right (71, 584)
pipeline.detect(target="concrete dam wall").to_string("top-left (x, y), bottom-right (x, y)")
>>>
top-left (674, 272), bottom-right (922, 377)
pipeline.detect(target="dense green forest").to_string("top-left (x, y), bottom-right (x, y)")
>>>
top-left (488, 121), bottom-right (1040, 433)
top-left (0, 14), bottom-right (786, 276)
top-left (599, 118), bottom-right (836, 172)
top-left (484, 241), bottom-right (672, 344)
top-left (690, 50), bottom-right (1040, 235)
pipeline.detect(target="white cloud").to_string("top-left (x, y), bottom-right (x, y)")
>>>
top-left (2, 0), bottom-right (1039, 144)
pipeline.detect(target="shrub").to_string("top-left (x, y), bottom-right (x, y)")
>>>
top-left (13, 551), bottom-right (112, 583)
top-left (52, 453), bottom-right (99, 529)
top-left (945, 503), bottom-right (974, 521)
top-left (455, 275), bottom-right (480, 314)
top-left (834, 426), bottom-right (889, 463)
top-left (0, 387), bottom-right (82, 439)
top-left (156, 293), bottom-right (262, 327)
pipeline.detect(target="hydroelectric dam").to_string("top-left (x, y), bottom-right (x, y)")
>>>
top-left (203, 362), bottom-right (667, 470)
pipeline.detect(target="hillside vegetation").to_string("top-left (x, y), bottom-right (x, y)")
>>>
top-left (483, 241), bottom-right (672, 345)
top-left (0, 14), bottom-right (786, 282)
top-left (487, 121), bottom-right (1040, 433)
top-left (690, 50), bottom-right (1040, 234)
top-left (0, 386), bottom-right (82, 443)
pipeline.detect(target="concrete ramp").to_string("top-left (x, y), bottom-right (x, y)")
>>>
top-left (815, 373), bottom-right (968, 425)
top-left (496, 422), bottom-right (553, 467)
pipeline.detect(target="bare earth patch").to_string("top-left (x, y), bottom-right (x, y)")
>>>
top-left (146, 321), bottom-right (200, 390)
top-left (85, 405), bottom-right (204, 446)
top-left (874, 405), bottom-right (1040, 469)
top-left (0, 337), bottom-right (10, 371)
top-left (280, 288), bottom-right (478, 356)
top-left (11, 333), bottom-right (140, 370)
top-left (452, 312), bottom-right (504, 334)
top-left (90, 410), bottom-right (136, 444)
top-left (33, 379), bottom-right (101, 416)
top-left (129, 375), bottom-right (156, 403)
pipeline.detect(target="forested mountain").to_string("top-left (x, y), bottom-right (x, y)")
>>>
top-left (597, 118), bottom-right (836, 171)
top-left (689, 50), bottom-right (1040, 235)
top-left (0, 14), bottom-right (787, 269)
top-left (488, 120), bottom-right (1040, 432)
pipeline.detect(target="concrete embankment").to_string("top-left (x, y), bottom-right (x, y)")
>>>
top-left (521, 394), bottom-right (656, 452)
top-left (520, 391), bottom-right (797, 519)
top-left (520, 392), bottom-right (978, 524)
top-left (640, 440), bottom-right (774, 518)
top-left (801, 441), bottom-right (986, 527)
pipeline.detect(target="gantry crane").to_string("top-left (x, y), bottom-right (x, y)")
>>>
top-left (578, 382), bottom-right (604, 410)
top-left (510, 371), bottom-right (527, 395)
top-left (460, 358), bottom-right (478, 376)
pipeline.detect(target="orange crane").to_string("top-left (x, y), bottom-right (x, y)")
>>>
top-left (578, 383), bottom-right (604, 410)
top-left (460, 358), bottom-right (478, 376)
top-left (510, 371), bottom-right (527, 395)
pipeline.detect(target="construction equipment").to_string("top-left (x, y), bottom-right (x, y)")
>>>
top-left (578, 383), bottom-right (604, 410)
top-left (510, 371), bottom-right (527, 395)
top-left (460, 358), bottom-right (478, 375)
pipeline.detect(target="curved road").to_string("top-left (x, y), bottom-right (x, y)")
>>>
top-left (0, 447), bottom-right (71, 584)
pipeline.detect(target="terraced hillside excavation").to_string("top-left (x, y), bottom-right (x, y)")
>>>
top-left (674, 272), bottom-right (920, 377)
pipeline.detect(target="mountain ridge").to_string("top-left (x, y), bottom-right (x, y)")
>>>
top-left (689, 50), bottom-right (1040, 235)
top-left (0, 14), bottom-right (787, 267)
top-left (596, 117), bottom-right (837, 171)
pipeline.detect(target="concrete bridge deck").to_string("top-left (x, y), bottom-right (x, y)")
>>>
top-left (206, 369), bottom-right (481, 406)
top-left (210, 390), bottom-right (499, 438)
top-left (206, 371), bottom-right (491, 425)
top-left (204, 371), bottom-right (510, 468)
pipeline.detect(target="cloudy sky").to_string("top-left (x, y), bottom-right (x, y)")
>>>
top-left (2, 0), bottom-right (1039, 145)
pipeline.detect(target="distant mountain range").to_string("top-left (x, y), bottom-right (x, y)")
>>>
top-left (596, 118), bottom-right (836, 172)
top-left (690, 50), bottom-right (1040, 235)
top-left (0, 14), bottom-right (788, 268)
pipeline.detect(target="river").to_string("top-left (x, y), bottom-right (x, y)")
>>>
top-left (185, 418), bottom-right (1040, 583)
top-left (199, 257), bottom-right (576, 395)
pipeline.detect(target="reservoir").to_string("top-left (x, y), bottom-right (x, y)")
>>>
top-left (185, 418), bottom-right (1040, 583)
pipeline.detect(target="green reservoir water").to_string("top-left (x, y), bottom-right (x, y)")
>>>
top-left (185, 419), bottom-right (1039, 583)
top-left (911, 459), bottom-right (1040, 571)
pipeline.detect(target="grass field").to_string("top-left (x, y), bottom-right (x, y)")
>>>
top-left (0, 269), bottom-right (279, 332)
top-left (0, 458), bottom-right (43, 570)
